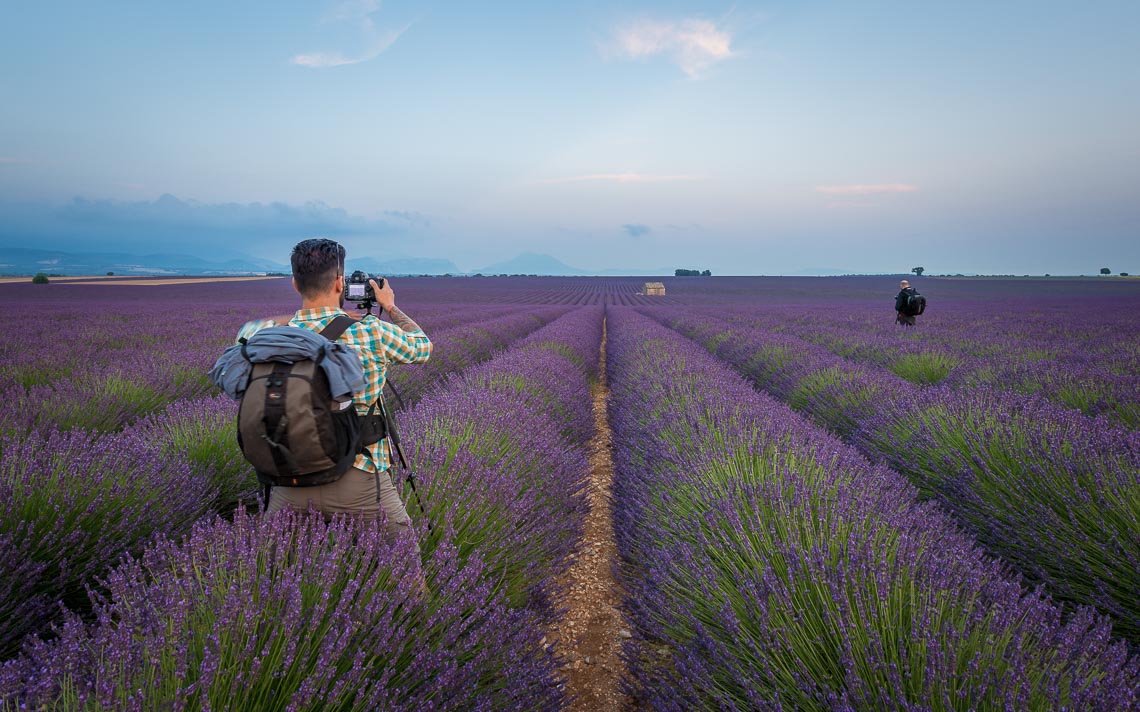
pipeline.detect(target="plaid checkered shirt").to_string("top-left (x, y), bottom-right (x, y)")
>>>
top-left (235, 307), bottom-right (431, 473)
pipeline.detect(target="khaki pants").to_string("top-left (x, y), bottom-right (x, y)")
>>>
top-left (266, 466), bottom-right (415, 545)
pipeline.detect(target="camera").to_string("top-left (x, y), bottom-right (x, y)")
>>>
top-left (344, 270), bottom-right (385, 309)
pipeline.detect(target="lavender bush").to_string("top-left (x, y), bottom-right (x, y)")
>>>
top-left (0, 305), bottom-right (565, 438)
top-left (387, 306), bottom-right (569, 407)
top-left (134, 395), bottom-right (258, 513)
top-left (859, 385), bottom-right (1140, 640)
top-left (0, 428), bottom-right (210, 657)
top-left (679, 281), bottom-right (1140, 427)
top-left (401, 306), bottom-right (601, 613)
top-left (656, 305), bottom-right (1140, 643)
top-left (1, 303), bottom-right (600, 706)
top-left (0, 360), bottom-right (215, 437)
top-left (607, 307), bottom-right (1139, 709)
top-left (0, 508), bottom-right (562, 711)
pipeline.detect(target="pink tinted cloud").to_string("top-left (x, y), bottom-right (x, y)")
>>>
top-left (609, 18), bottom-right (734, 79)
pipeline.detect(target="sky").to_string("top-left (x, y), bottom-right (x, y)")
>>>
top-left (1, 0), bottom-right (1138, 275)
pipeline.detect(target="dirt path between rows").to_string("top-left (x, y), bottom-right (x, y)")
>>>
top-left (550, 317), bottom-right (631, 710)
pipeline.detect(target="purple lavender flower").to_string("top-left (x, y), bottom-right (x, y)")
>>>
top-left (0, 509), bottom-right (564, 710)
top-left (0, 427), bottom-right (210, 656)
top-left (606, 307), bottom-right (1139, 709)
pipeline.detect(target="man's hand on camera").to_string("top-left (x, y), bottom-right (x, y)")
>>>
top-left (370, 278), bottom-right (396, 313)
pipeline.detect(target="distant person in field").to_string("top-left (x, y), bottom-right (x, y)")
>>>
top-left (895, 279), bottom-right (918, 326)
top-left (236, 238), bottom-right (432, 541)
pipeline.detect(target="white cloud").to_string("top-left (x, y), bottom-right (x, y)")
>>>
top-left (609, 18), bottom-right (734, 79)
top-left (292, 1), bottom-right (407, 69)
top-left (815, 183), bottom-right (919, 196)
top-left (292, 51), bottom-right (359, 68)
top-left (540, 172), bottom-right (702, 185)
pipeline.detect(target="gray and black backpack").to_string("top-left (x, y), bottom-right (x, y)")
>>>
top-left (237, 316), bottom-right (385, 488)
top-left (904, 291), bottom-right (927, 316)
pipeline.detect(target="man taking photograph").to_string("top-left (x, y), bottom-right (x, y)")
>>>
top-left (235, 238), bottom-right (432, 541)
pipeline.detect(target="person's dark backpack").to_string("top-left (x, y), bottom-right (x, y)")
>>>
top-left (904, 290), bottom-right (927, 316)
top-left (236, 316), bottom-right (385, 488)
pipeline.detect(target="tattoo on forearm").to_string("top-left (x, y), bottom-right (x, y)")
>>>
top-left (386, 305), bottom-right (422, 333)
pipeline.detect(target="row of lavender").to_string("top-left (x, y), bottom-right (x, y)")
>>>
top-left (691, 298), bottom-right (1140, 427)
top-left (648, 306), bottom-right (1140, 645)
top-left (1, 306), bottom-right (603, 709)
top-left (0, 296), bottom-right (567, 436)
top-left (607, 307), bottom-right (1138, 709)
top-left (0, 281), bottom-right (574, 652)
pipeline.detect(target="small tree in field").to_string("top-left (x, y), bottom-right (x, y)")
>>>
top-left (1100, 267), bottom-right (1111, 276)
top-left (1122, 272), bottom-right (1130, 277)
top-left (31, 273), bottom-right (50, 284)
top-left (911, 267), bottom-right (925, 277)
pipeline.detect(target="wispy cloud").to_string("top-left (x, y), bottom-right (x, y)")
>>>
top-left (815, 183), bottom-right (919, 196)
top-left (607, 17), bottom-right (734, 79)
top-left (292, 0), bottom-right (408, 68)
top-left (623, 223), bottom-right (651, 237)
top-left (0, 157), bottom-right (26, 165)
top-left (540, 172), bottom-right (701, 185)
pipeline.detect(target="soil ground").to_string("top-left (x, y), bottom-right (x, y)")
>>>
top-left (550, 318), bottom-right (632, 711)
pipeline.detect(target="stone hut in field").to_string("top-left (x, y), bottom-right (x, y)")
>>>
top-left (643, 282), bottom-right (666, 296)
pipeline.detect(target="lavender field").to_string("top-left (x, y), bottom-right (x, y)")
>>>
top-left (1, 274), bottom-right (1139, 710)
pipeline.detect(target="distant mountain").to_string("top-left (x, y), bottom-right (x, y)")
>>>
top-left (346, 256), bottom-right (460, 276)
top-left (0, 247), bottom-right (288, 276)
top-left (475, 252), bottom-right (589, 276)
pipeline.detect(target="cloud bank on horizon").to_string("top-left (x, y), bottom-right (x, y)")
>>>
top-left (0, 195), bottom-right (421, 262)
top-left (1, 1), bottom-right (1138, 275)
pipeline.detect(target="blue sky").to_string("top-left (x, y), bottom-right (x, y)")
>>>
top-left (2, 0), bottom-right (1138, 274)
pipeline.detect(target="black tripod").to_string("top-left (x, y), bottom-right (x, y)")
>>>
top-left (380, 360), bottom-right (432, 532)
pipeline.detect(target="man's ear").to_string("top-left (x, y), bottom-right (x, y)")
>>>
top-left (292, 277), bottom-right (301, 295)
top-left (333, 274), bottom-right (344, 294)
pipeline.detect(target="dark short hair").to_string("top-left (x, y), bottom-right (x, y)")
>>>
top-left (291, 238), bottom-right (345, 297)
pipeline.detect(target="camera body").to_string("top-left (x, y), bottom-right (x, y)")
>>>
top-left (344, 270), bottom-right (385, 308)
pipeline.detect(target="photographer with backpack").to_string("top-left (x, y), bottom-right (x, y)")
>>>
top-left (894, 279), bottom-right (925, 327)
top-left (219, 238), bottom-right (432, 544)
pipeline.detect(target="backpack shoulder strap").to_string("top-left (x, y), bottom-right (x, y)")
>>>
top-left (320, 315), bottom-right (357, 343)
